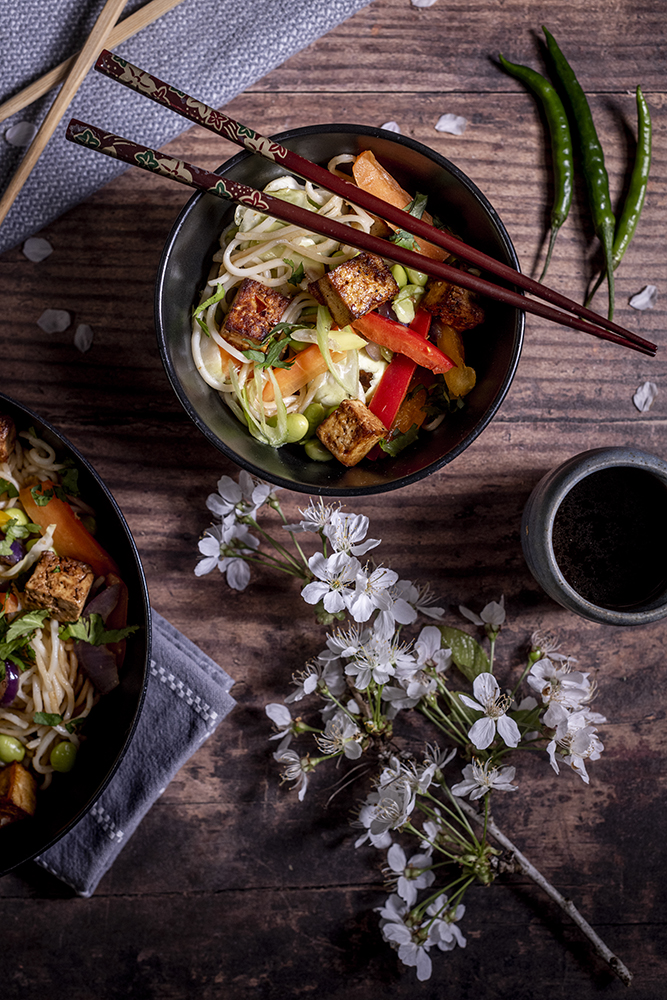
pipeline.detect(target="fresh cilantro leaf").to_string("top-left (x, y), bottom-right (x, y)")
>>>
top-left (242, 333), bottom-right (296, 372)
top-left (59, 463), bottom-right (80, 497)
top-left (30, 484), bottom-right (53, 506)
top-left (283, 258), bottom-right (305, 286)
top-left (389, 229), bottom-right (419, 251)
top-left (404, 192), bottom-right (428, 220)
top-left (59, 613), bottom-right (139, 646)
top-left (379, 422), bottom-right (420, 457)
top-left (0, 516), bottom-right (41, 559)
top-left (0, 479), bottom-right (18, 499)
top-left (34, 712), bottom-right (63, 727)
top-left (65, 716), bottom-right (86, 734)
top-left (5, 610), bottom-right (50, 643)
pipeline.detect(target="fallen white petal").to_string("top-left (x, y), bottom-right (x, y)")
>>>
top-left (74, 324), bottom-right (94, 353)
top-left (22, 237), bottom-right (53, 262)
top-left (411, 0), bottom-right (438, 6)
top-left (5, 121), bottom-right (38, 146)
top-left (381, 121), bottom-right (401, 134)
top-left (633, 381), bottom-right (658, 412)
top-left (629, 285), bottom-right (658, 310)
top-left (435, 114), bottom-right (468, 135)
top-left (37, 309), bottom-right (71, 334)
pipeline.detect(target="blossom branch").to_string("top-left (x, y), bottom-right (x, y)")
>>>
top-left (456, 799), bottom-right (633, 987)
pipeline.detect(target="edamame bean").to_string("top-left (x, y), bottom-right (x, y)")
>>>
top-left (304, 439), bottom-right (333, 462)
top-left (50, 740), bottom-right (77, 773)
top-left (1, 507), bottom-right (29, 527)
top-left (405, 267), bottom-right (429, 287)
top-left (303, 403), bottom-right (326, 436)
top-left (390, 264), bottom-right (408, 288)
top-left (0, 734), bottom-right (25, 763)
top-left (285, 412), bottom-right (309, 443)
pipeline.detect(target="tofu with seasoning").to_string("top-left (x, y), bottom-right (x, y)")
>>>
top-left (220, 278), bottom-right (290, 353)
top-left (309, 252), bottom-right (399, 327)
top-left (421, 279), bottom-right (485, 332)
top-left (23, 551), bottom-right (94, 623)
top-left (0, 762), bottom-right (37, 825)
top-left (316, 398), bottom-right (387, 467)
top-left (0, 414), bottom-right (16, 463)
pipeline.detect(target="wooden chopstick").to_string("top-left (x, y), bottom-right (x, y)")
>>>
top-left (65, 118), bottom-right (655, 357)
top-left (0, 0), bottom-right (185, 126)
top-left (0, 0), bottom-right (130, 229)
top-left (93, 49), bottom-right (658, 356)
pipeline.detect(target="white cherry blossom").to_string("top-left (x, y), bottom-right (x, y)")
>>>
top-left (451, 758), bottom-right (518, 799)
top-left (301, 551), bottom-right (360, 613)
top-left (385, 844), bottom-right (435, 906)
top-left (460, 673), bottom-right (521, 750)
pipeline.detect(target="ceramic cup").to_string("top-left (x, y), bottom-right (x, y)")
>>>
top-left (521, 447), bottom-right (667, 625)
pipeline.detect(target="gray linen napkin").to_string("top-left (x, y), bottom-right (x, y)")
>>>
top-left (35, 609), bottom-right (235, 897)
top-left (0, 0), bottom-right (371, 254)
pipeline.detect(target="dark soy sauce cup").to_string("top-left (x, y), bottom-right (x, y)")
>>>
top-left (521, 447), bottom-right (667, 625)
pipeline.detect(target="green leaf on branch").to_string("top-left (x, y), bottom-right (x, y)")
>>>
top-left (438, 625), bottom-right (489, 681)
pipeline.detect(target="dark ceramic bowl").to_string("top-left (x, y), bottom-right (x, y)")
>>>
top-left (0, 392), bottom-right (150, 876)
top-left (155, 125), bottom-right (524, 496)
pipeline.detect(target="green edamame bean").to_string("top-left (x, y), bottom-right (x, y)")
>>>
top-left (304, 439), bottom-right (333, 462)
top-left (303, 403), bottom-right (326, 436)
top-left (390, 264), bottom-right (408, 288)
top-left (543, 26), bottom-right (616, 318)
top-left (405, 267), bottom-right (429, 287)
top-left (2, 507), bottom-right (29, 527)
top-left (498, 53), bottom-right (573, 282)
top-left (0, 734), bottom-right (25, 763)
top-left (285, 412), bottom-right (309, 443)
top-left (50, 740), bottom-right (77, 773)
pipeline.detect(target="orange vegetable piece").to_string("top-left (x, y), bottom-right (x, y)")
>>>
top-left (19, 482), bottom-right (120, 579)
top-left (391, 387), bottom-right (429, 436)
top-left (352, 150), bottom-right (447, 262)
top-left (436, 324), bottom-right (477, 398)
top-left (262, 344), bottom-right (345, 401)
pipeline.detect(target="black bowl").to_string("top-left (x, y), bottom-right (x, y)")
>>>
top-left (0, 392), bottom-right (150, 876)
top-left (155, 125), bottom-right (524, 496)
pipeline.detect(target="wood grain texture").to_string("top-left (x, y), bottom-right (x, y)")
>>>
top-left (0, 1), bottom-right (666, 997)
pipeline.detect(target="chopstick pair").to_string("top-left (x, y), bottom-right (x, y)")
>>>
top-left (67, 50), bottom-right (657, 358)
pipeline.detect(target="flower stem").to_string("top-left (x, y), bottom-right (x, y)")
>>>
top-left (456, 799), bottom-right (633, 986)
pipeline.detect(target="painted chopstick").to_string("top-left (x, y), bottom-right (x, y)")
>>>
top-left (65, 118), bottom-right (655, 357)
top-left (93, 48), bottom-right (657, 355)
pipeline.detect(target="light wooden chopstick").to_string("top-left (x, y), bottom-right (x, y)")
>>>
top-left (0, 0), bottom-right (185, 125)
top-left (0, 0), bottom-right (131, 229)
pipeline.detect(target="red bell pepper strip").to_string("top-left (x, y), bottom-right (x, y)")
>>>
top-left (19, 482), bottom-right (120, 578)
top-left (352, 310), bottom-right (455, 375)
top-left (367, 309), bottom-right (434, 461)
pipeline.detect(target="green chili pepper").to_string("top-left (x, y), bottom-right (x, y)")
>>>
top-left (585, 85), bottom-right (652, 307)
top-left (543, 26), bottom-right (616, 319)
top-left (499, 54), bottom-right (573, 281)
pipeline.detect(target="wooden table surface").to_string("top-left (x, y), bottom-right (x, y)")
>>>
top-left (1, 1), bottom-right (666, 997)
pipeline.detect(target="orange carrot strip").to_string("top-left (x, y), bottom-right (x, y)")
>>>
top-left (262, 345), bottom-right (345, 401)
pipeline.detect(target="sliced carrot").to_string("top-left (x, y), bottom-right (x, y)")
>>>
top-left (262, 345), bottom-right (345, 401)
top-left (19, 482), bottom-right (120, 578)
top-left (352, 150), bottom-right (447, 262)
top-left (0, 590), bottom-right (19, 616)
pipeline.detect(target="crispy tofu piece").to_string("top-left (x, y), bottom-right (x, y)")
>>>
top-left (309, 253), bottom-right (399, 327)
top-left (316, 398), bottom-right (387, 467)
top-left (0, 414), bottom-right (16, 463)
top-left (422, 279), bottom-right (485, 332)
top-left (0, 762), bottom-right (37, 825)
top-left (220, 278), bottom-right (290, 353)
top-left (23, 551), bottom-right (94, 623)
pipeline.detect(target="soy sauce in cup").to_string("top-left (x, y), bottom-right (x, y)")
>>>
top-left (551, 466), bottom-right (667, 610)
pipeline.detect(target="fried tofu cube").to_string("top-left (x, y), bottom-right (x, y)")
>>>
top-left (422, 279), bottom-right (485, 332)
top-left (0, 762), bottom-right (37, 825)
top-left (0, 414), bottom-right (16, 463)
top-left (220, 278), bottom-right (290, 353)
top-left (309, 253), bottom-right (399, 327)
top-left (23, 551), bottom-right (94, 623)
top-left (316, 398), bottom-right (387, 467)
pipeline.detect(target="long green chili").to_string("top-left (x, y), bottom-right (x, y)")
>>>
top-left (543, 26), bottom-right (617, 319)
top-left (585, 85), bottom-right (652, 307)
top-left (498, 54), bottom-right (573, 281)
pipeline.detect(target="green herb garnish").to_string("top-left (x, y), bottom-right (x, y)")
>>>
top-left (59, 613), bottom-right (139, 646)
top-left (0, 479), bottom-right (18, 499)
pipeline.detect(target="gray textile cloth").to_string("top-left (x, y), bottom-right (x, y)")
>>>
top-left (35, 610), bottom-right (236, 897)
top-left (0, 0), bottom-right (371, 254)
